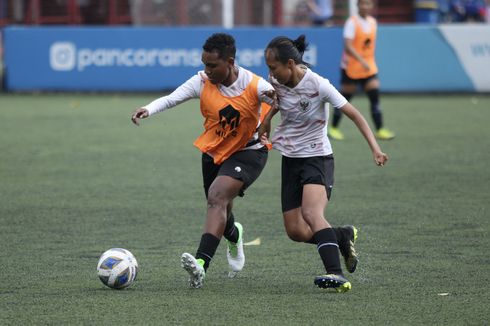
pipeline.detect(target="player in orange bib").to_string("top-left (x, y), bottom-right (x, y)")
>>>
top-left (328, 0), bottom-right (395, 141)
top-left (131, 33), bottom-right (275, 288)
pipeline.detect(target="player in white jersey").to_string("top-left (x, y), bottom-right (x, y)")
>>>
top-left (260, 35), bottom-right (388, 292)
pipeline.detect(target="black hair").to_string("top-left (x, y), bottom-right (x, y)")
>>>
top-left (202, 33), bottom-right (236, 60)
top-left (265, 35), bottom-right (310, 67)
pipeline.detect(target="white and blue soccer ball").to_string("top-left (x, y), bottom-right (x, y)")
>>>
top-left (97, 248), bottom-right (138, 289)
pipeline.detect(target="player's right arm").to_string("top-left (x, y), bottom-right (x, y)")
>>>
top-left (257, 86), bottom-right (279, 141)
top-left (344, 39), bottom-right (369, 71)
top-left (258, 103), bottom-right (279, 144)
top-left (131, 74), bottom-right (202, 126)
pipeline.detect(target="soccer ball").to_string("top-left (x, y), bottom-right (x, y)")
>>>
top-left (97, 248), bottom-right (138, 289)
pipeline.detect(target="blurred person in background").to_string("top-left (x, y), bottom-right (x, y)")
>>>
top-left (307, 0), bottom-right (334, 26)
top-left (487, 0), bottom-right (490, 22)
top-left (328, 0), bottom-right (395, 141)
top-left (450, 0), bottom-right (486, 22)
top-left (438, 0), bottom-right (452, 22)
top-left (79, 0), bottom-right (108, 24)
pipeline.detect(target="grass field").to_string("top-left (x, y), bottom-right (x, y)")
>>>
top-left (0, 93), bottom-right (489, 325)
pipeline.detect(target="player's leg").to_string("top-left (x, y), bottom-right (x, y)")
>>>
top-left (200, 175), bottom-right (243, 269)
top-left (364, 77), bottom-right (394, 140)
top-left (283, 210), bottom-right (358, 273)
top-left (281, 155), bottom-right (337, 244)
top-left (182, 153), bottom-right (244, 288)
top-left (335, 225), bottom-right (359, 273)
top-left (301, 184), bottom-right (341, 274)
top-left (283, 208), bottom-right (313, 242)
top-left (182, 175), bottom-right (243, 288)
top-left (301, 184), bottom-right (350, 292)
top-left (281, 156), bottom-right (311, 241)
top-left (181, 153), bottom-right (220, 288)
top-left (302, 156), bottom-right (352, 291)
top-left (329, 70), bottom-right (356, 140)
top-left (282, 155), bottom-right (332, 244)
top-left (222, 203), bottom-right (245, 276)
top-left (301, 155), bottom-right (358, 273)
top-left (219, 147), bottom-right (268, 276)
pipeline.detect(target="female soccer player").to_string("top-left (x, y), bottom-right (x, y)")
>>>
top-left (328, 0), bottom-right (395, 141)
top-left (131, 33), bottom-right (275, 288)
top-left (260, 35), bottom-right (388, 292)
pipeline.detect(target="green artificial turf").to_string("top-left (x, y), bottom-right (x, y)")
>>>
top-left (0, 93), bottom-right (488, 325)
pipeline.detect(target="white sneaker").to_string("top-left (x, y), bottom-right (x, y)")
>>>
top-left (181, 252), bottom-right (205, 288)
top-left (226, 222), bottom-right (245, 278)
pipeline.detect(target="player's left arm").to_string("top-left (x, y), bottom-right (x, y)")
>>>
top-left (340, 102), bottom-right (388, 166)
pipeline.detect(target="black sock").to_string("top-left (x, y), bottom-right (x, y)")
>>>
top-left (366, 89), bottom-right (383, 130)
top-left (223, 213), bottom-right (239, 243)
top-left (333, 227), bottom-right (344, 244)
top-left (308, 227), bottom-right (345, 244)
top-left (332, 93), bottom-right (352, 127)
top-left (196, 233), bottom-right (220, 271)
top-left (305, 237), bottom-right (316, 244)
top-left (313, 228), bottom-right (343, 275)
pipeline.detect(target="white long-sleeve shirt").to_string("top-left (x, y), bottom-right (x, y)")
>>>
top-left (143, 66), bottom-right (274, 115)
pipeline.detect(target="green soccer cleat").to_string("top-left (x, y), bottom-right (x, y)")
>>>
top-left (376, 127), bottom-right (395, 140)
top-left (314, 274), bottom-right (352, 293)
top-left (181, 252), bottom-right (205, 288)
top-left (328, 127), bottom-right (345, 140)
top-left (226, 222), bottom-right (245, 278)
top-left (338, 225), bottom-right (359, 273)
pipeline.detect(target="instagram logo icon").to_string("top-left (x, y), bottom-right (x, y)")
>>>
top-left (50, 42), bottom-right (76, 71)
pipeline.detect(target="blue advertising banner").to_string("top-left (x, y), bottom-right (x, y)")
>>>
top-left (3, 26), bottom-right (343, 91)
top-left (3, 25), bottom-right (488, 92)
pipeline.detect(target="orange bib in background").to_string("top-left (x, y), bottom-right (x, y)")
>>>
top-left (194, 75), bottom-right (260, 164)
top-left (345, 15), bottom-right (378, 79)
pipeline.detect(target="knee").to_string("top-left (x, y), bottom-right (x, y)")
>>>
top-left (207, 188), bottom-right (228, 207)
top-left (206, 191), bottom-right (229, 225)
top-left (300, 208), bottom-right (315, 224)
top-left (284, 222), bottom-right (309, 242)
top-left (285, 228), bottom-right (306, 242)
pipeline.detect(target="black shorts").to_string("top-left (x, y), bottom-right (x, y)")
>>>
top-left (202, 147), bottom-right (268, 198)
top-left (281, 155), bottom-right (334, 212)
top-left (341, 69), bottom-right (378, 87)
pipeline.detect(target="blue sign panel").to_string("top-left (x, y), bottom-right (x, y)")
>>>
top-left (3, 26), bottom-right (343, 91)
top-left (3, 25), bottom-right (480, 92)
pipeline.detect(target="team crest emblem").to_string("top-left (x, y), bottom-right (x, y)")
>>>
top-left (299, 99), bottom-right (311, 112)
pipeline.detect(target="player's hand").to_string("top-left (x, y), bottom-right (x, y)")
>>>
top-left (131, 108), bottom-right (149, 126)
top-left (374, 151), bottom-right (388, 167)
top-left (258, 120), bottom-right (271, 139)
top-left (259, 132), bottom-right (271, 146)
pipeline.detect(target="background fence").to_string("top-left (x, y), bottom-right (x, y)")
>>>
top-left (1, 1), bottom-right (490, 92)
top-left (0, 0), bottom-right (423, 27)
